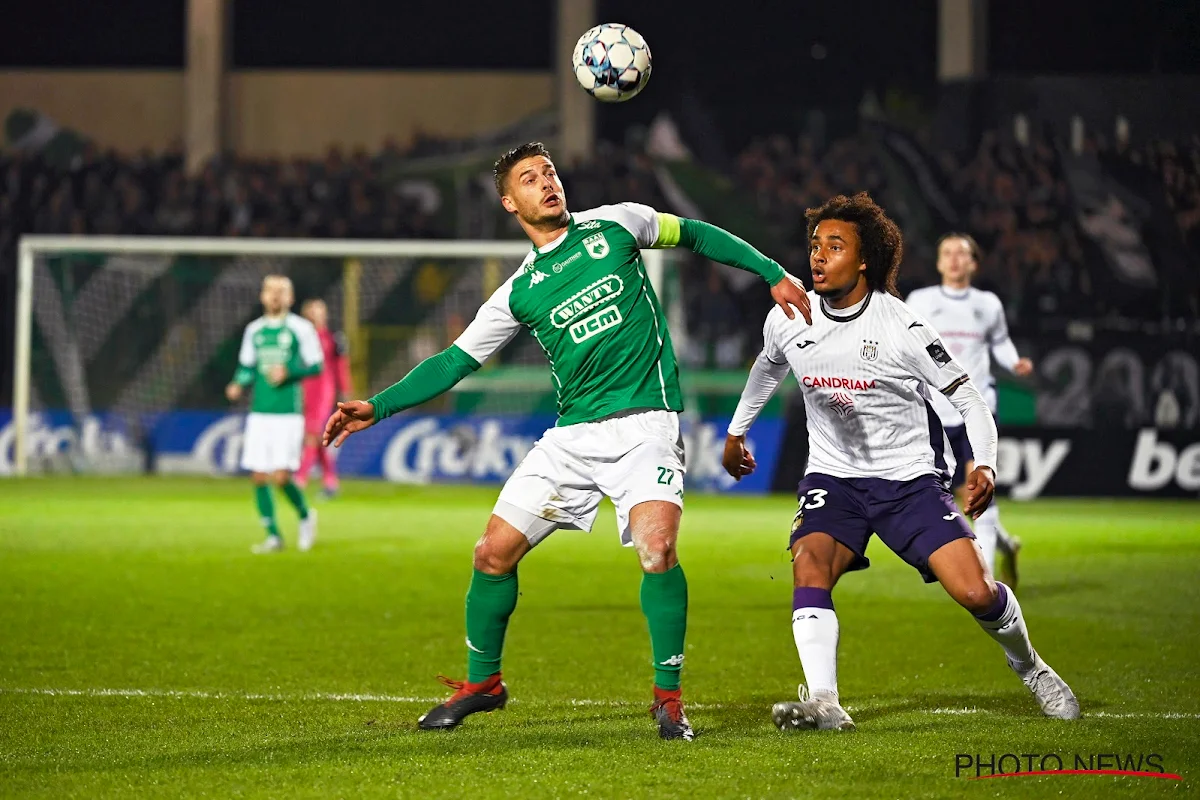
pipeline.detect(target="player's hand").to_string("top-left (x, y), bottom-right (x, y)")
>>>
top-left (225, 382), bottom-right (242, 403)
top-left (267, 365), bottom-right (288, 386)
top-left (722, 433), bottom-right (757, 481)
top-left (964, 466), bottom-right (996, 519)
top-left (1013, 358), bottom-right (1034, 378)
top-left (323, 400), bottom-right (377, 448)
top-left (770, 274), bottom-right (813, 325)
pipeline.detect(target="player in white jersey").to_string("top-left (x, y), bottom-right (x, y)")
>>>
top-left (723, 193), bottom-right (1078, 730)
top-left (906, 234), bottom-right (1031, 586)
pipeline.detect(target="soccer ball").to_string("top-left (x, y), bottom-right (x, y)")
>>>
top-left (572, 24), bottom-right (652, 103)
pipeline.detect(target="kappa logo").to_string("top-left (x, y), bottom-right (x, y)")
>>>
top-left (583, 232), bottom-right (610, 259)
top-left (860, 339), bottom-right (879, 362)
top-left (550, 275), bottom-right (624, 328)
top-left (528, 270), bottom-right (548, 288)
top-left (577, 220), bottom-right (602, 230)
top-left (569, 306), bottom-right (623, 343)
top-left (659, 654), bottom-right (685, 667)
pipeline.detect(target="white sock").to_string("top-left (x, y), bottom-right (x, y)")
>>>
top-left (974, 504), bottom-right (1000, 574)
top-left (792, 607), bottom-right (840, 700)
top-left (974, 584), bottom-right (1037, 673)
top-left (995, 518), bottom-right (1017, 555)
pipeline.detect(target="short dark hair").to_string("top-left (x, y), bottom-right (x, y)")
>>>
top-left (805, 192), bottom-right (903, 297)
top-left (493, 142), bottom-right (554, 196)
top-left (936, 232), bottom-right (982, 264)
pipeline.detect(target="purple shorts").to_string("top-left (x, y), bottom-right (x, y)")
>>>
top-left (789, 473), bottom-right (974, 583)
top-left (945, 424), bottom-right (974, 488)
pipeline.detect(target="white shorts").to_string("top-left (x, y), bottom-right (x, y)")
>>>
top-left (495, 409), bottom-right (686, 546)
top-left (240, 413), bottom-right (305, 473)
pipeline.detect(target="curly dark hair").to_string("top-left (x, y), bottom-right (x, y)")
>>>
top-left (805, 192), bottom-right (903, 297)
top-left (493, 141), bottom-right (554, 196)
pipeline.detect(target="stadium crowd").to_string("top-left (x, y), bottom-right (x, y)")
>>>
top-left (2, 127), bottom-right (1197, 368)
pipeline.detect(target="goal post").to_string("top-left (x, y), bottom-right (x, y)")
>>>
top-left (9, 235), bottom-right (668, 478)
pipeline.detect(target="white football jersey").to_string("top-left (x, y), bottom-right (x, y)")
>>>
top-left (905, 286), bottom-right (1015, 425)
top-left (748, 290), bottom-right (969, 482)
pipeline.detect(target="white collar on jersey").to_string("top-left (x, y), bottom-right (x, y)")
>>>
top-left (535, 216), bottom-right (573, 254)
top-left (820, 290), bottom-right (873, 322)
top-left (938, 285), bottom-right (971, 300)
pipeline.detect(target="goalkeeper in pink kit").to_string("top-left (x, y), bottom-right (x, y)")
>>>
top-left (297, 299), bottom-right (352, 497)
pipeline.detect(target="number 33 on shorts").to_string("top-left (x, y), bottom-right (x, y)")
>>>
top-left (791, 488), bottom-right (828, 533)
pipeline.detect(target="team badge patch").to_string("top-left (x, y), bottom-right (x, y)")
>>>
top-left (583, 232), bottom-right (610, 259)
top-left (860, 339), bottom-right (879, 362)
top-left (791, 506), bottom-right (805, 535)
top-left (278, 330), bottom-right (292, 348)
top-left (926, 340), bottom-right (952, 367)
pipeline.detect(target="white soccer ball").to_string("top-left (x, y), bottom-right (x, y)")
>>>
top-left (572, 23), bottom-right (652, 103)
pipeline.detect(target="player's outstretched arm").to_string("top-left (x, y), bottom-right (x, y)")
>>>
top-left (323, 345), bottom-right (481, 448)
top-left (325, 269), bottom-right (522, 448)
top-left (723, 336), bottom-right (792, 480)
top-left (986, 294), bottom-right (1033, 377)
top-left (655, 213), bottom-right (812, 324)
top-left (943, 376), bottom-right (998, 518)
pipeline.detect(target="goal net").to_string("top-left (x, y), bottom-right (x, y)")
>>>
top-left (8, 236), bottom-right (669, 480)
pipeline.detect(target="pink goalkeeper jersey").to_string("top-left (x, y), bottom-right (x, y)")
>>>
top-left (303, 328), bottom-right (351, 424)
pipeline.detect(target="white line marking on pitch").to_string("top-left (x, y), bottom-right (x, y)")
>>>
top-left (2, 689), bottom-right (1198, 719)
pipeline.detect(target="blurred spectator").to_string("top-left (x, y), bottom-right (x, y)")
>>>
top-left (2, 124), bottom-right (1195, 364)
top-left (0, 143), bottom-right (450, 246)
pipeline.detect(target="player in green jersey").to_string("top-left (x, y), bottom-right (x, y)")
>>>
top-left (324, 142), bottom-right (811, 739)
top-left (226, 275), bottom-right (324, 554)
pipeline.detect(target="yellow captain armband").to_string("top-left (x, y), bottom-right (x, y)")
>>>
top-left (652, 213), bottom-right (682, 248)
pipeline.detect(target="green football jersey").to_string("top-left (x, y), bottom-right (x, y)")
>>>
top-left (234, 313), bottom-right (324, 414)
top-left (456, 204), bottom-right (684, 426)
top-left (458, 203), bottom-right (686, 424)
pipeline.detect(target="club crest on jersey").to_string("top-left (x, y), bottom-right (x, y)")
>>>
top-left (278, 330), bottom-right (292, 348)
top-left (860, 339), bottom-right (879, 362)
top-left (583, 232), bottom-right (610, 259)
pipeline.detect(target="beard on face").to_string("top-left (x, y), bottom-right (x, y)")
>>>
top-left (524, 204), bottom-right (569, 227)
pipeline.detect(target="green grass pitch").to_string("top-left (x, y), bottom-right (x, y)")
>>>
top-left (1, 478), bottom-right (1198, 799)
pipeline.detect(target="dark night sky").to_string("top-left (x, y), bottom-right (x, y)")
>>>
top-left (2, 0), bottom-right (1197, 74)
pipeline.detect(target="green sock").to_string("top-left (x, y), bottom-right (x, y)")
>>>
top-left (280, 480), bottom-right (309, 520)
top-left (465, 569), bottom-right (519, 683)
top-left (641, 563), bottom-right (688, 691)
top-left (254, 485), bottom-right (280, 538)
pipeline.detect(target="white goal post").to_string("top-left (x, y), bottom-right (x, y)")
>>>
top-left (11, 234), bottom-right (668, 477)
